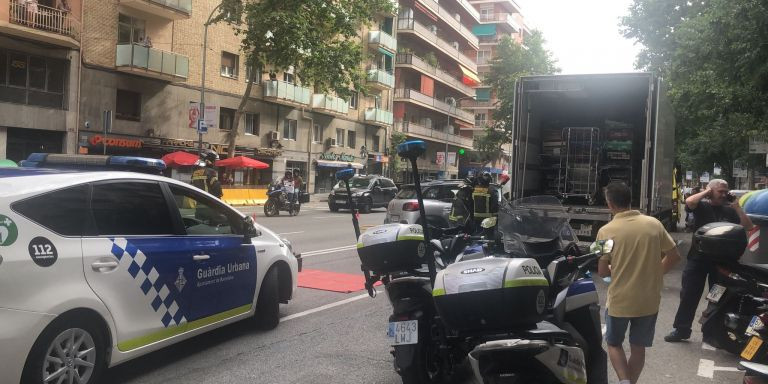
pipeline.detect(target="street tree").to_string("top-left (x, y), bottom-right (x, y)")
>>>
top-left (473, 32), bottom-right (559, 164)
top-left (622, 0), bottom-right (768, 180)
top-left (213, 0), bottom-right (396, 158)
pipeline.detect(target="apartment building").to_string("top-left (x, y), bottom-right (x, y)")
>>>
top-left (0, 0), bottom-right (83, 160)
top-left (393, 0), bottom-right (480, 181)
top-left (463, 0), bottom-right (530, 174)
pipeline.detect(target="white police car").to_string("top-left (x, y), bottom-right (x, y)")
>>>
top-left (0, 155), bottom-right (300, 384)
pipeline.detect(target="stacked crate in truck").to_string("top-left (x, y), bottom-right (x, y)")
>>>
top-left (540, 129), bottom-right (564, 195)
top-left (559, 127), bottom-right (600, 204)
top-left (600, 121), bottom-right (634, 203)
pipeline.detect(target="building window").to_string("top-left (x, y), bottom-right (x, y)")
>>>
top-left (221, 52), bottom-right (239, 79)
top-left (0, 49), bottom-right (67, 109)
top-left (478, 50), bottom-right (491, 65)
top-left (476, 88), bottom-right (491, 102)
top-left (283, 119), bottom-right (297, 140)
top-left (283, 72), bottom-right (294, 83)
top-left (118, 14), bottom-right (145, 45)
top-left (219, 107), bottom-right (236, 130)
top-left (336, 128), bottom-right (344, 147)
top-left (245, 66), bottom-right (261, 83)
top-left (245, 113), bottom-right (259, 135)
top-left (313, 123), bottom-right (322, 143)
top-left (349, 92), bottom-right (358, 109)
top-left (115, 89), bottom-right (141, 121)
top-left (372, 135), bottom-right (380, 152)
top-left (348, 131), bottom-right (356, 149)
top-left (475, 113), bottom-right (487, 127)
top-left (480, 7), bottom-right (493, 22)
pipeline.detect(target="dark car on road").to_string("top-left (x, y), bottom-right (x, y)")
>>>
top-left (328, 175), bottom-right (398, 213)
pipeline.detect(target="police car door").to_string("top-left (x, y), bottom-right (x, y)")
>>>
top-left (166, 184), bottom-right (258, 321)
top-left (82, 181), bottom-right (195, 352)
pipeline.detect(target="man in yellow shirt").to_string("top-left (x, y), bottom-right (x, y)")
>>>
top-left (597, 182), bottom-right (681, 384)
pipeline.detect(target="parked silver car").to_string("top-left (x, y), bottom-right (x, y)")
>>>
top-left (384, 181), bottom-right (462, 227)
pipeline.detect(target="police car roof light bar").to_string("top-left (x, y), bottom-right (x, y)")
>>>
top-left (21, 153), bottom-right (166, 174)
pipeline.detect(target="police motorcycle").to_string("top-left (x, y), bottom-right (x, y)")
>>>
top-left (264, 173), bottom-right (301, 217)
top-left (439, 195), bottom-right (608, 384)
top-left (695, 223), bottom-right (768, 355)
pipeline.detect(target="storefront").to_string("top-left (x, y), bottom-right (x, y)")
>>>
top-left (313, 151), bottom-right (364, 194)
top-left (5, 127), bottom-right (64, 163)
top-left (365, 153), bottom-right (389, 176)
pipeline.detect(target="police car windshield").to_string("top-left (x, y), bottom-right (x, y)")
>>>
top-left (348, 177), bottom-right (373, 189)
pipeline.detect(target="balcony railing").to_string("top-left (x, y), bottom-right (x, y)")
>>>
top-left (8, 2), bottom-right (81, 42)
top-left (366, 69), bottom-right (395, 89)
top-left (263, 80), bottom-right (312, 105)
top-left (397, 18), bottom-right (476, 70)
top-left (115, 43), bottom-right (189, 80)
top-left (479, 13), bottom-right (521, 32)
top-left (395, 121), bottom-right (475, 148)
top-left (394, 88), bottom-right (476, 122)
top-left (147, 0), bottom-right (191, 13)
top-left (312, 94), bottom-right (349, 115)
top-left (368, 30), bottom-right (397, 53)
top-left (414, 0), bottom-right (479, 47)
top-left (364, 108), bottom-right (394, 126)
top-left (463, 99), bottom-right (496, 109)
top-left (396, 54), bottom-right (475, 96)
top-left (119, 0), bottom-right (191, 19)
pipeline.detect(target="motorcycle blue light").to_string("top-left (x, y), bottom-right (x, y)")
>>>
top-left (336, 168), bottom-right (355, 181)
top-left (396, 140), bottom-right (427, 159)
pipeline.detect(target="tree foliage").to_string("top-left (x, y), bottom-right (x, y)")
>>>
top-left (213, 0), bottom-right (396, 157)
top-left (474, 32), bottom-right (560, 161)
top-left (622, 0), bottom-right (768, 178)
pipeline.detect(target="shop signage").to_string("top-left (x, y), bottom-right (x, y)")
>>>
top-left (88, 134), bottom-right (142, 149)
top-left (319, 152), bottom-right (356, 162)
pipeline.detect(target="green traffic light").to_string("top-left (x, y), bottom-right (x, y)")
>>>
top-left (458, 148), bottom-right (466, 155)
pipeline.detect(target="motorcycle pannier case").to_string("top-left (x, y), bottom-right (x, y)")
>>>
top-left (434, 257), bottom-right (549, 332)
top-left (299, 192), bottom-right (310, 204)
top-left (356, 224), bottom-right (426, 274)
top-left (693, 222), bottom-right (747, 263)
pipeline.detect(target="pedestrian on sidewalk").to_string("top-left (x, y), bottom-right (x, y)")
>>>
top-left (597, 182), bottom-right (681, 384)
top-left (665, 179), bottom-right (753, 342)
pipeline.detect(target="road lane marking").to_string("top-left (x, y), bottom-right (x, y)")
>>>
top-left (697, 359), bottom-right (740, 378)
top-left (313, 216), bottom-right (345, 219)
top-left (278, 231), bottom-right (305, 235)
top-left (702, 342), bottom-right (716, 351)
top-left (279, 291), bottom-right (378, 322)
top-left (301, 245), bottom-right (357, 258)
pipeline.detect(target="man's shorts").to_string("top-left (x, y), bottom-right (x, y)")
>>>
top-left (604, 312), bottom-right (658, 347)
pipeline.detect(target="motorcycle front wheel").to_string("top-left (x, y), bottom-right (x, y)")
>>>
top-left (290, 204), bottom-right (301, 216)
top-left (264, 199), bottom-right (279, 217)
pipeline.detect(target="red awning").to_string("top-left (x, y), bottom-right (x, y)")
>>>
top-left (215, 156), bottom-right (269, 169)
top-left (414, 1), bottom-right (438, 22)
top-left (161, 151), bottom-right (199, 167)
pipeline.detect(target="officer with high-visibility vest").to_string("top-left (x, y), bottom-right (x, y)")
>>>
top-left (191, 149), bottom-right (223, 198)
top-left (472, 172), bottom-right (499, 220)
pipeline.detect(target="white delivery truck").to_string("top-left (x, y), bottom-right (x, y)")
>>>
top-left (508, 73), bottom-right (676, 239)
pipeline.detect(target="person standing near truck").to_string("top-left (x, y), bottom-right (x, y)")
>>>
top-left (665, 179), bottom-right (753, 342)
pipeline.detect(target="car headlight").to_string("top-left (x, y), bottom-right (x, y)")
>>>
top-left (280, 237), bottom-right (294, 254)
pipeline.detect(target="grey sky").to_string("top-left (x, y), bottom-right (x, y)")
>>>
top-left (515, 0), bottom-right (642, 74)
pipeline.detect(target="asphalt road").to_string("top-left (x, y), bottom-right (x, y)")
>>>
top-left (102, 203), bottom-right (745, 384)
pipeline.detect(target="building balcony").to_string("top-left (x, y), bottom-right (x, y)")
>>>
top-left (395, 121), bottom-right (474, 148)
top-left (366, 68), bottom-right (395, 91)
top-left (395, 54), bottom-right (475, 97)
top-left (413, 0), bottom-right (479, 48)
top-left (119, 0), bottom-right (191, 20)
top-left (263, 80), bottom-right (311, 106)
top-left (463, 99), bottom-right (496, 109)
top-left (115, 43), bottom-right (188, 81)
top-left (479, 13), bottom-right (521, 32)
top-left (469, 0), bottom-right (522, 14)
top-left (364, 108), bottom-right (394, 127)
top-left (368, 30), bottom-right (397, 54)
top-left (2, 2), bottom-right (80, 48)
top-left (394, 88), bottom-right (475, 123)
top-left (397, 18), bottom-right (476, 71)
top-left (311, 94), bottom-right (349, 117)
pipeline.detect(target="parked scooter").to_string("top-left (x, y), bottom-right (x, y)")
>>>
top-left (263, 183), bottom-right (301, 216)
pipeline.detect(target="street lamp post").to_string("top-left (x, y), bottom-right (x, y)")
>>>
top-left (444, 96), bottom-right (475, 180)
top-left (199, 3), bottom-right (224, 153)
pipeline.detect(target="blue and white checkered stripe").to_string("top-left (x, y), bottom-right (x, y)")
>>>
top-left (110, 237), bottom-right (187, 328)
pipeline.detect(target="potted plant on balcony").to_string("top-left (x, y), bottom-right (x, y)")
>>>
top-left (424, 52), bottom-right (439, 69)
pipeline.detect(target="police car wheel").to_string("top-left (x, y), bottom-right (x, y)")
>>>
top-left (329, 203), bottom-right (339, 212)
top-left (254, 268), bottom-right (280, 330)
top-left (22, 317), bottom-right (106, 384)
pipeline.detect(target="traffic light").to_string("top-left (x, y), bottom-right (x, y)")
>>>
top-left (458, 148), bottom-right (466, 156)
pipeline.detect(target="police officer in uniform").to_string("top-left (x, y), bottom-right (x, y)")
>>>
top-left (191, 149), bottom-right (223, 198)
top-left (472, 172), bottom-right (499, 222)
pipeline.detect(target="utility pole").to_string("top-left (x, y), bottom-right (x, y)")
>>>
top-left (199, 2), bottom-right (224, 153)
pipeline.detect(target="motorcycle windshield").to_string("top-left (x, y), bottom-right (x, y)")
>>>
top-left (498, 195), bottom-right (576, 256)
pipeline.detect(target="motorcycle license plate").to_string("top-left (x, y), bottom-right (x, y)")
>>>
top-left (706, 284), bottom-right (727, 303)
top-left (389, 215), bottom-right (400, 223)
top-left (747, 316), bottom-right (765, 337)
top-left (387, 320), bottom-right (418, 345)
top-left (741, 336), bottom-right (764, 360)
top-left (336, 199), bottom-right (347, 204)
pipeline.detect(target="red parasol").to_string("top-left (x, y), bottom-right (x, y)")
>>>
top-left (161, 151), bottom-right (200, 167)
top-left (215, 156), bottom-right (269, 169)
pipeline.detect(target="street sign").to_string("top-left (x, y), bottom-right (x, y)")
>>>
top-left (750, 137), bottom-right (768, 154)
top-left (435, 152), bottom-right (445, 165)
top-left (700, 172), bottom-right (710, 183)
top-left (686, 171), bottom-right (693, 181)
top-left (713, 164), bottom-right (721, 176)
top-left (734, 160), bottom-right (748, 178)
top-left (189, 102), bottom-right (218, 129)
top-left (197, 119), bottom-right (208, 134)
top-left (447, 152), bottom-right (456, 166)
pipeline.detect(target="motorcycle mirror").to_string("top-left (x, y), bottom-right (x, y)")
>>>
top-left (590, 239), bottom-right (615, 255)
top-left (335, 168), bottom-right (355, 181)
top-left (396, 140), bottom-right (427, 160)
top-left (481, 217), bottom-right (497, 229)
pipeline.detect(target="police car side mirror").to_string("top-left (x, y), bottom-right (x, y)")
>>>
top-left (244, 216), bottom-right (261, 240)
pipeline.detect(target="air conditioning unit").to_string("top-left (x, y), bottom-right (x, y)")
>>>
top-left (269, 131), bottom-right (279, 141)
top-left (327, 137), bottom-right (338, 148)
top-left (451, 41), bottom-right (460, 50)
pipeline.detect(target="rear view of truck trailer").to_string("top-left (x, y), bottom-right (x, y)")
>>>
top-left (510, 73), bottom-right (675, 239)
